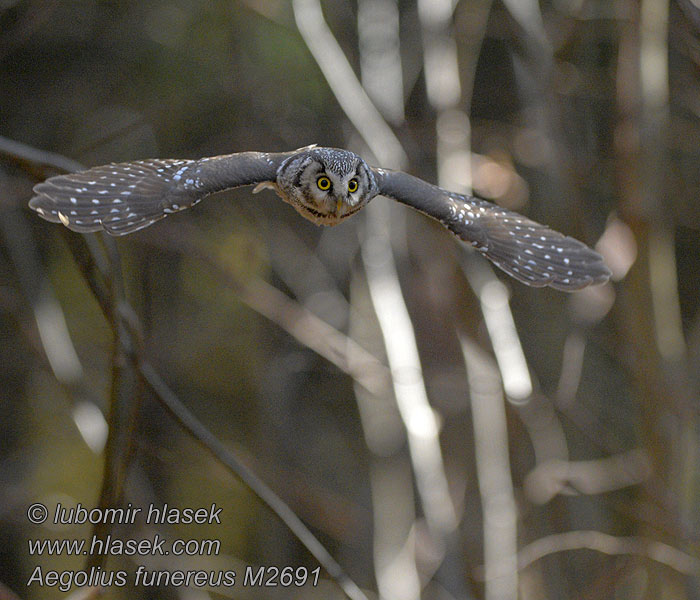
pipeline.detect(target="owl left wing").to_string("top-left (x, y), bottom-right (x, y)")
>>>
top-left (372, 168), bottom-right (611, 291)
top-left (30, 151), bottom-right (295, 236)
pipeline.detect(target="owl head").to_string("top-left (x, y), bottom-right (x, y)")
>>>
top-left (274, 147), bottom-right (378, 226)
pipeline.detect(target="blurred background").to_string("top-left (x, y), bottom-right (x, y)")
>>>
top-left (1, 0), bottom-right (699, 599)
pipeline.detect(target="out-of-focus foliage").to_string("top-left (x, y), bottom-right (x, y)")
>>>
top-left (1, 1), bottom-right (699, 599)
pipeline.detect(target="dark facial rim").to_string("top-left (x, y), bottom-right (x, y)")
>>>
top-left (301, 201), bottom-right (365, 220)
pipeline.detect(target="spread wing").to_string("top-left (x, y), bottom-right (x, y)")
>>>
top-left (372, 168), bottom-right (610, 291)
top-left (29, 151), bottom-right (293, 236)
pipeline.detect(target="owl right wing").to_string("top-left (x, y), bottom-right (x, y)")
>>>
top-left (29, 151), bottom-right (296, 236)
top-left (372, 168), bottom-right (611, 291)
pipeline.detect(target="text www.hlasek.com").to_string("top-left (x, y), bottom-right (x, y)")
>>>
top-left (28, 534), bottom-right (219, 557)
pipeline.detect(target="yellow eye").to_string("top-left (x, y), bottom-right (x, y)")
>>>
top-left (348, 178), bottom-right (359, 193)
top-left (317, 176), bottom-right (331, 191)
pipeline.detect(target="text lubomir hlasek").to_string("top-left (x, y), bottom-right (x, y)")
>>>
top-left (53, 503), bottom-right (222, 525)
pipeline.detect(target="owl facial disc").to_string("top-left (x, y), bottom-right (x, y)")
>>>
top-left (274, 147), bottom-right (378, 226)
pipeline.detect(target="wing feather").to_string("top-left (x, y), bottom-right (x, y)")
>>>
top-left (30, 149), bottom-right (611, 291)
top-left (29, 152), bottom-right (291, 236)
top-left (30, 159), bottom-right (201, 235)
top-left (372, 168), bottom-right (610, 291)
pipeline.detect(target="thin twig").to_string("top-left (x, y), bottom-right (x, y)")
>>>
top-left (59, 228), bottom-right (141, 573)
top-left (517, 530), bottom-right (700, 576)
top-left (356, 4), bottom-right (422, 599)
top-left (361, 216), bottom-right (459, 539)
top-left (0, 191), bottom-right (82, 385)
top-left (460, 336), bottom-right (518, 600)
top-left (59, 231), bottom-right (112, 322)
top-left (136, 360), bottom-right (369, 600)
top-left (7, 138), bottom-right (370, 600)
top-left (61, 231), bottom-right (369, 600)
top-left (523, 449), bottom-right (651, 505)
top-left (142, 225), bottom-right (391, 397)
top-left (292, 0), bottom-right (407, 170)
top-left (0, 135), bottom-right (85, 174)
top-left (85, 330), bottom-right (131, 573)
top-left (294, 0), bottom-right (459, 564)
top-left (71, 230), bottom-right (367, 600)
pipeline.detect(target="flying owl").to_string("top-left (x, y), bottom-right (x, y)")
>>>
top-left (29, 146), bottom-right (611, 291)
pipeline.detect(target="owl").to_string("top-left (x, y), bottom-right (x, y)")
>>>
top-left (29, 145), bottom-right (610, 291)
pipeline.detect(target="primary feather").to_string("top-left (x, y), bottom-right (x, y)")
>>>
top-left (372, 167), bottom-right (610, 291)
top-left (30, 159), bottom-right (201, 235)
top-left (29, 147), bottom-right (610, 291)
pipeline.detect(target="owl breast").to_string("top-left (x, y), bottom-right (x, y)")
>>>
top-left (274, 147), bottom-right (379, 226)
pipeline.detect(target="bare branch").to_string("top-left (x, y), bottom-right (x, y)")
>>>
top-left (141, 225), bottom-right (392, 398)
top-left (0, 186), bottom-right (83, 385)
top-left (460, 336), bottom-right (518, 600)
top-left (362, 212), bottom-right (459, 541)
top-left (523, 449), bottom-right (652, 505)
top-left (8, 139), bottom-right (370, 600)
top-left (0, 134), bottom-right (84, 174)
top-left (517, 530), bottom-right (700, 576)
top-left (293, 3), bottom-right (463, 593)
top-left (137, 361), bottom-right (369, 600)
top-left (292, 0), bottom-right (407, 169)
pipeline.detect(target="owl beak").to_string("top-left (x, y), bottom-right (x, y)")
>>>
top-left (335, 198), bottom-right (343, 216)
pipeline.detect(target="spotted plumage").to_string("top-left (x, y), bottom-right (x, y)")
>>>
top-left (29, 146), bottom-right (611, 291)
